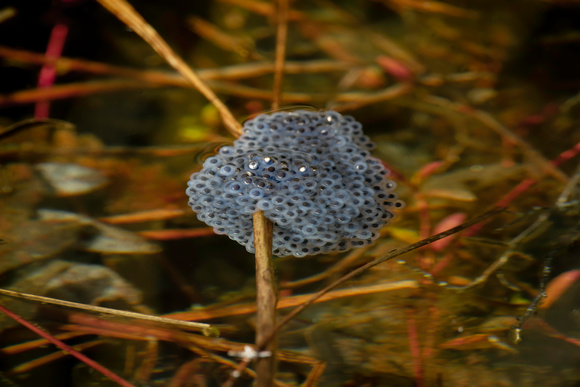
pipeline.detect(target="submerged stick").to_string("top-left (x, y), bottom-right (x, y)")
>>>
top-left (252, 1), bottom-right (289, 384)
top-left (272, 0), bottom-right (289, 111)
top-left (253, 211), bottom-right (276, 386)
top-left (0, 288), bottom-right (214, 335)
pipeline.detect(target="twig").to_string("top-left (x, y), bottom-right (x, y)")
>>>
top-left (96, 0), bottom-right (242, 137)
top-left (0, 45), bottom-right (350, 82)
top-left (0, 302), bottom-right (134, 387)
top-left (253, 210), bottom-right (276, 387)
top-left (164, 280), bottom-right (419, 321)
top-left (281, 245), bottom-right (370, 289)
top-left (386, 0), bottom-right (479, 18)
top-left (0, 80), bottom-right (156, 107)
top-left (0, 77), bottom-right (416, 108)
top-left (188, 16), bottom-right (264, 61)
top-left (272, 0), bottom-right (289, 110)
top-left (329, 82), bottom-right (414, 112)
top-left (216, 0), bottom-right (305, 21)
top-left (98, 209), bottom-right (187, 224)
top-left (0, 331), bottom-right (87, 355)
top-left (303, 361), bottom-right (327, 387)
top-left (9, 340), bottom-right (103, 375)
top-left (0, 288), bottom-right (213, 334)
top-left (251, 2), bottom-right (289, 382)
top-left (137, 228), bottom-right (216, 240)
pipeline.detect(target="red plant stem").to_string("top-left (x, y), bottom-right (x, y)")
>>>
top-left (551, 141), bottom-right (580, 167)
top-left (35, 22), bottom-right (68, 119)
top-left (495, 141), bottom-right (580, 208)
top-left (405, 308), bottom-right (424, 387)
top-left (495, 178), bottom-right (536, 208)
top-left (0, 303), bottom-right (135, 387)
top-left (466, 141), bottom-right (580, 236)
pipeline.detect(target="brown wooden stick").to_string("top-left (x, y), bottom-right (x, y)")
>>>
top-left (251, 1), bottom-right (290, 384)
top-left (272, 0), bottom-right (289, 110)
top-left (0, 288), bottom-right (213, 334)
top-left (252, 211), bottom-right (276, 387)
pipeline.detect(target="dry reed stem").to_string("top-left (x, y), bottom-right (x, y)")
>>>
top-left (303, 361), bottom-right (327, 387)
top-left (252, 211), bottom-right (276, 387)
top-left (167, 358), bottom-right (202, 387)
top-left (0, 75), bottom-right (417, 109)
top-left (98, 209), bottom-right (187, 224)
top-left (0, 45), bottom-right (350, 82)
top-left (251, 1), bottom-right (290, 383)
top-left (133, 339), bottom-right (158, 382)
top-left (217, 0), bottom-right (305, 21)
top-left (331, 82), bottom-right (414, 111)
top-left (272, 0), bottom-right (289, 110)
top-left (387, 0), bottom-right (479, 18)
top-left (164, 280), bottom-right (419, 321)
top-left (282, 245), bottom-right (370, 289)
top-left (63, 314), bottom-right (317, 364)
top-left (0, 332), bottom-right (87, 355)
top-left (96, 0), bottom-right (242, 137)
top-left (9, 340), bottom-right (103, 375)
top-left (0, 288), bottom-right (213, 334)
top-left (188, 16), bottom-right (264, 61)
top-left (137, 228), bottom-right (216, 240)
top-left (0, 80), bottom-right (155, 107)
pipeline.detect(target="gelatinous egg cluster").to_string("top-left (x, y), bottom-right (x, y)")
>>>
top-left (186, 110), bottom-right (403, 257)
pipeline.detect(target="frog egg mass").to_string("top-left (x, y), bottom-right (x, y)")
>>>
top-left (186, 110), bottom-right (404, 257)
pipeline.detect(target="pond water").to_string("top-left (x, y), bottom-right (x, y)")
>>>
top-left (0, 0), bottom-right (579, 386)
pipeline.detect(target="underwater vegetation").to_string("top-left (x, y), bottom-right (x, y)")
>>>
top-left (0, 0), bottom-right (579, 386)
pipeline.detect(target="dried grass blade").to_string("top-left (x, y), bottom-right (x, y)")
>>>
top-left (10, 340), bottom-right (103, 375)
top-left (96, 0), bottom-right (242, 137)
top-left (253, 211), bottom-right (277, 387)
top-left (0, 288), bottom-right (214, 334)
top-left (272, 0), bottom-right (289, 110)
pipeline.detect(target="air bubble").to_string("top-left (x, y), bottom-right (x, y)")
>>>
top-left (247, 161), bottom-right (260, 170)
